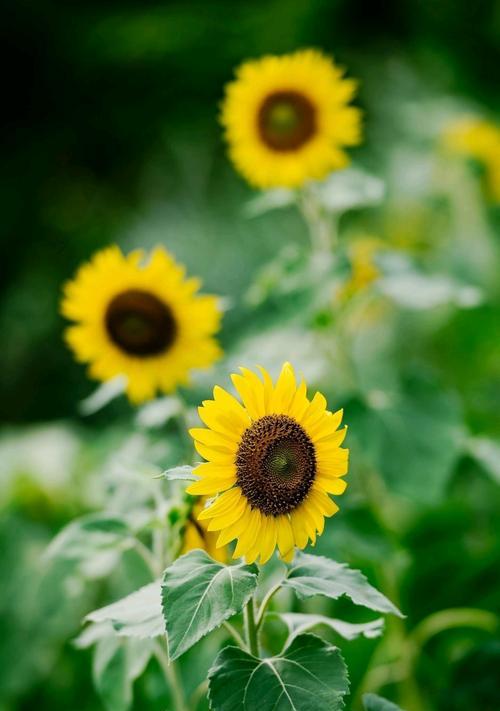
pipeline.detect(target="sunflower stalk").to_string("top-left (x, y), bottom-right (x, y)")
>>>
top-left (243, 598), bottom-right (260, 657)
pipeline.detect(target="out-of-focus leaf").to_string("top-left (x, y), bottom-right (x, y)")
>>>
top-left (135, 396), bottom-right (182, 429)
top-left (363, 693), bottom-right (405, 711)
top-left (44, 514), bottom-right (132, 562)
top-left (244, 188), bottom-right (296, 217)
top-left (350, 383), bottom-right (466, 504)
top-left (93, 635), bottom-right (153, 711)
top-left (378, 271), bottom-right (483, 310)
top-left (273, 612), bottom-right (384, 643)
top-left (313, 167), bottom-right (385, 213)
top-left (86, 581), bottom-right (164, 638)
top-left (283, 552), bottom-right (403, 617)
top-left (208, 633), bottom-right (349, 711)
top-left (79, 376), bottom-right (127, 416)
top-left (466, 437), bottom-right (500, 484)
top-left (161, 549), bottom-right (258, 660)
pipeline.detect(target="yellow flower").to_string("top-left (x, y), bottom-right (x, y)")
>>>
top-left (61, 245), bottom-right (222, 404)
top-left (221, 49), bottom-right (362, 189)
top-left (186, 363), bottom-right (348, 564)
top-left (180, 499), bottom-right (227, 563)
top-left (338, 237), bottom-right (381, 301)
top-left (442, 118), bottom-right (500, 202)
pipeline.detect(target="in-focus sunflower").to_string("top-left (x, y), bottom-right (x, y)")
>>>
top-left (442, 117), bottom-right (500, 202)
top-left (186, 363), bottom-right (348, 564)
top-left (180, 499), bottom-right (227, 563)
top-left (61, 246), bottom-right (222, 404)
top-left (221, 49), bottom-right (362, 189)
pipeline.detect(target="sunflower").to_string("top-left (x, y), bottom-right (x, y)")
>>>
top-left (442, 118), bottom-right (500, 202)
top-left (180, 499), bottom-right (227, 563)
top-left (221, 49), bottom-right (362, 189)
top-left (61, 245), bottom-right (222, 404)
top-left (186, 363), bottom-right (348, 564)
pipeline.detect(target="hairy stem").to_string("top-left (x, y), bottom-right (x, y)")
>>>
top-left (154, 639), bottom-right (188, 711)
top-left (256, 582), bottom-right (282, 629)
top-left (243, 599), bottom-right (260, 657)
top-left (223, 620), bottom-right (247, 649)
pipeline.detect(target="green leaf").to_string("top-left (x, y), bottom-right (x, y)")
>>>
top-left (160, 464), bottom-right (198, 481)
top-left (466, 437), bottom-right (500, 484)
top-left (314, 167), bottom-right (385, 213)
top-left (93, 635), bottom-right (153, 711)
top-left (86, 581), bottom-right (164, 638)
top-left (274, 612), bottom-right (384, 643)
top-left (349, 381), bottom-right (465, 504)
top-left (44, 514), bottom-right (132, 562)
top-left (244, 188), bottom-right (296, 217)
top-left (162, 549), bottom-right (258, 660)
top-left (135, 396), bottom-right (182, 429)
top-left (363, 693), bottom-right (405, 711)
top-left (79, 376), bottom-right (126, 415)
top-left (283, 552), bottom-right (403, 617)
top-left (208, 633), bottom-right (349, 711)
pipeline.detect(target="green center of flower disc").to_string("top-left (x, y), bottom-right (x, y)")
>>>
top-left (258, 90), bottom-right (316, 151)
top-left (105, 289), bottom-right (177, 357)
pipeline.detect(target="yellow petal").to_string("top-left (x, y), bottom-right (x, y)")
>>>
top-left (206, 496), bottom-right (248, 531)
top-left (290, 510), bottom-right (309, 549)
top-left (308, 488), bottom-right (339, 518)
top-left (314, 477), bottom-right (348, 495)
top-left (232, 508), bottom-right (262, 558)
top-left (276, 515), bottom-right (294, 561)
top-left (197, 403), bottom-right (246, 441)
top-left (258, 516), bottom-right (278, 564)
top-left (189, 428), bottom-right (238, 452)
top-left (216, 506), bottom-right (252, 547)
top-left (269, 362), bottom-right (296, 413)
top-left (194, 440), bottom-right (236, 464)
top-left (198, 487), bottom-right (241, 520)
top-left (186, 477), bottom-right (236, 495)
top-left (193, 462), bottom-right (236, 479)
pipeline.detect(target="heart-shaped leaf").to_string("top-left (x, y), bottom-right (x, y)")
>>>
top-left (162, 549), bottom-right (258, 660)
top-left (208, 633), bottom-right (349, 711)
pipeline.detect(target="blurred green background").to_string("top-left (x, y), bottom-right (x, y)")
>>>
top-left (1, 1), bottom-right (499, 710)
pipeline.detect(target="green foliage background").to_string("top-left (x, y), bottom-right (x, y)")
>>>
top-left (1, 1), bottom-right (499, 710)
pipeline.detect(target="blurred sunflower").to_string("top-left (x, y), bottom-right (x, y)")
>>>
top-left (443, 118), bottom-right (500, 202)
top-left (180, 499), bottom-right (227, 563)
top-left (61, 246), bottom-right (222, 404)
top-left (187, 363), bottom-right (348, 564)
top-left (338, 236), bottom-right (382, 302)
top-left (221, 49), bottom-right (362, 189)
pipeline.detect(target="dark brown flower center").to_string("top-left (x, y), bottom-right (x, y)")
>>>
top-left (105, 289), bottom-right (177, 357)
top-left (257, 90), bottom-right (316, 151)
top-left (236, 414), bottom-right (316, 516)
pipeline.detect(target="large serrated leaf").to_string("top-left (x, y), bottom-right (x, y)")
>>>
top-left (275, 612), bottom-right (384, 643)
top-left (162, 549), bottom-right (258, 660)
top-left (86, 581), bottom-right (164, 638)
top-left (283, 552), bottom-right (403, 617)
top-left (363, 693), bottom-right (405, 711)
top-left (208, 633), bottom-right (349, 711)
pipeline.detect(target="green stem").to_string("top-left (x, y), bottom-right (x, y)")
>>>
top-left (256, 582), bottom-right (282, 629)
top-left (298, 188), bottom-right (337, 255)
top-left (133, 538), bottom-right (158, 577)
top-left (244, 599), bottom-right (260, 657)
top-left (223, 621), bottom-right (247, 649)
top-left (154, 640), bottom-right (188, 711)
